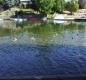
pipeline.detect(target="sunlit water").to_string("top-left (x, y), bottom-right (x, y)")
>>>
top-left (0, 21), bottom-right (86, 77)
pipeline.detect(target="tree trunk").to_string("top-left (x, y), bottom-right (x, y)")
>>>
top-left (71, 11), bottom-right (73, 15)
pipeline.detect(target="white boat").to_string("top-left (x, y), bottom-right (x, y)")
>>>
top-left (54, 15), bottom-right (64, 20)
top-left (53, 15), bottom-right (65, 24)
top-left (53, 20), bottom-right (64, 24)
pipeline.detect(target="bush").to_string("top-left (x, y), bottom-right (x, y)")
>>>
top-left (19, 3), bottom-right (23, 9)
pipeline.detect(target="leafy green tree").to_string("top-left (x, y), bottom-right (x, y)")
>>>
top-left (31, 0), bottom-right (39, 10)
top-left (0, 0), bottom-right (2, 2)
top-left (19, 3), bottom-right (23, 9)
top-left (53, 0), bottom-right (66, 13)
top-left (2, 0), bottom-right (20, 6)
top-left (23, 4), bottom-right (27, 9)
top-left (0, 0), bottom-right (2, 4)
top-left (32, 0), bottom-right (54, 14)
top-left (65, 0), bottom-right (79, 15)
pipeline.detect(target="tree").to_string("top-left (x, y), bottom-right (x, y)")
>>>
top-left (32, 0), bottom-right (54, 14)
top-left (31, 0), bottom-right (39, 10)
top-left (65, 0), bottom-right (79, 15)
top-left (0, 0), bottom-right (3, 4)
top-left (53, 0), bottom-right (66, 13)
top-left (2, 0), bottom-right (20, 6)
top-left (0, 0), bottom-right (2, 2)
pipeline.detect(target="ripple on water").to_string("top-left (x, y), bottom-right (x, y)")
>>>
top-left (0, 44), bottom-right (85, 76)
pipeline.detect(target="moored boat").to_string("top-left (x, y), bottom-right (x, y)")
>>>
top-left (74, 17), bottom-right (86, 22)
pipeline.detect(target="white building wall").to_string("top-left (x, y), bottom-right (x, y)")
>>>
top-left (20, 0), bottom-right (31, 1)
top-left (20, 0), bottom-right (32, 4)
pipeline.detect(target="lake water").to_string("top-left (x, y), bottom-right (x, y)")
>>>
top-left (0, 21), bottom-right (86, 78)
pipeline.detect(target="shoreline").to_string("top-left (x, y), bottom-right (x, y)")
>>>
top-left (0, 8), bottom-right (86, 21)
top-left (0, 14), bottom-right (84, 22)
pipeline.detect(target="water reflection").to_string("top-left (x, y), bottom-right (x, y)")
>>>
top-left (53, 20), bottom-right (65, 24)
top-left (37, 45), bottom-right (51, 58)
top-left (0, 21), bottom-right (86, 46)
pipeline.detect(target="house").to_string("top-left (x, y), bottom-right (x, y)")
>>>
top-left (79, 0), bottom-right (86, 8)
top-left (20, 0), bottom-right (32, 4)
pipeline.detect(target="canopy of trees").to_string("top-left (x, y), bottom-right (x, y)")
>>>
top-left (37, 0), bottom-right (54, 14)
top-left (53, 0), bottom-right (65, 13)
top-left (31, 0), bottom-right (79, 14)
top-left (0, 0), bottom-right (79, 15)
top-left (2, 0), bottom-right (20, 6)
top-left (31, 0), bottom-right (54, 14)
top-left (65, 0), bottom-right (79, 14)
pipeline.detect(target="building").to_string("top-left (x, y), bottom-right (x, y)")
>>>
top-left (79, 0), bottom-right (86, 8)
top-left (20, 0), bottom-right (32, 4)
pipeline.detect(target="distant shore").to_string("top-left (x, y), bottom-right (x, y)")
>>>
top-left (0, 8), bottom-right (86, 21)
